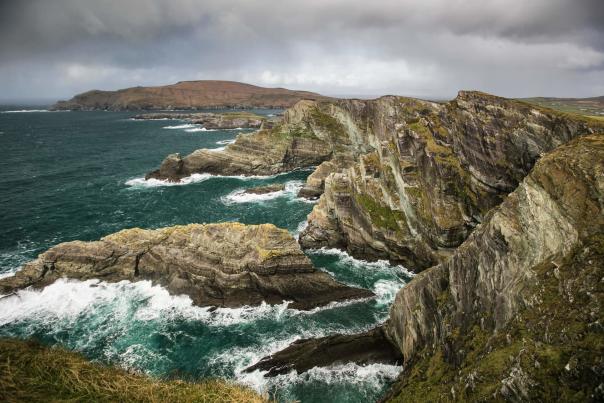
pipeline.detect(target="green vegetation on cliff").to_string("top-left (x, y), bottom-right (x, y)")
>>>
top-left (389, 234), bottom-right (604, 402)
top-left (0, 338), bottom-right (266, 403)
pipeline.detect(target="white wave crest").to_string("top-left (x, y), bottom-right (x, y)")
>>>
top-left (0, 269), bottom-right (18, 280)
top-left (125, 173), bottom-right (213, 188)
top-left (0, 278), bottom-right (296, 329)
top-left (162, 124), bottom-right (196, 129)
top-left (185, 127), bottom-right (216, 132)
top-left (308, 247), bottom-right (415, 278)
top-left (373, 279), bottom-right (405, 306)
top-left (216, 139), bottom-right (236, 145)
top-left (221, 181), bottom-right (303, 205)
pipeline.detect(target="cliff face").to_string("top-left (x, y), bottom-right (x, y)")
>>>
top-left (147, 91), bottom-right (601, 269)
top-left (146, 99), bottom-right (365, 180)
top-left (298, 92), bottom-right (602, 270)
top-left (246, 135), bottom-right (604, 401)
top-left (0, 222), bottom-right (372, 310)
top-left (51, 80), bottom-right (329, 111)
top-left (383, 134), bottom-right (604, 401)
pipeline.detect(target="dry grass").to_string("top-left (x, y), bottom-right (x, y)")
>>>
top-left (0, 338), bottom-right (267, 403)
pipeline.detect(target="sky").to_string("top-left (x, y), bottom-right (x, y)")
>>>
top-left (1, 0), bottom-right (603, 102)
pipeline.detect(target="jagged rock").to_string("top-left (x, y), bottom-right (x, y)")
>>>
top-left (132, 111), bottom-right (266, 129)
top-left (244, 327), bottom-right (402, 376)
top-left (382, 134), bottom-right (604, 401)
top-left (146, 92), bottom-right (602, 267)
top-left (0, 223), bottom-right (373, 310)
top-left (243, 184), bottom-right (285, 195)
top-left (299, 93), bottom-right (603, 270)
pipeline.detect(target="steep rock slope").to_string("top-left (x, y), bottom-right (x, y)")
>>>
top-left (247, 134), bottom-right (604, 401)
top-left (299, 92), bottom-right (603, 270)
top-left (146, 99), bottom-right (366, 180)
top-left (52, 80), bottom-right (329, 110)
top-left (0, 223), bottom-right (372, 310)
top-left (384, 134), bottom-right (604, 401)
top-left (147, 91), bottom-right (602, 268)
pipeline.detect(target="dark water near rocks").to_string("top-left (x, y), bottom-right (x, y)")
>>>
top-left (0, 107), bottom-right (412, 402)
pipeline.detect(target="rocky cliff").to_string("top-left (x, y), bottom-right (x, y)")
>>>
top-left (0, 222), bottom-right (372, 310)
top-left (299, 93), bottom-right (604, 271)
top-left (51, 80), bottom-right (329, 111)
top-left (383, 134), bottom-right (604, 401)
top-left (149, 91), bottom-right (603, 270)
top-left (248, 134), bottom-right (604, 401)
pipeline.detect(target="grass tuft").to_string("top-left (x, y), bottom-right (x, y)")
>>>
top-left (0, 338), bottom-right (267, 403)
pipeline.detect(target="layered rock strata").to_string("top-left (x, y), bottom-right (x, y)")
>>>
top-left (244, 327), bottom-right (402, 376)
top-left (243, 183), bottom-right (286, 195)
top-left (299, 93), bottom-right (603, 270)
top-left (0, 223), bottom-right (373, 310)
top-left (147, 92), bottom-right (602, 269)
top-left (250, 134), bottom-right (604, 401)
top-left (382, 133), bottom-right (604, 401)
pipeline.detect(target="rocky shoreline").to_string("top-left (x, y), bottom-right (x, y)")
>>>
top-left (5, 89), bottom-right (604, 401)
top-left (0, 222), bottom-right (373, 310)
top-left (132, 111), bottom-right (267, 129)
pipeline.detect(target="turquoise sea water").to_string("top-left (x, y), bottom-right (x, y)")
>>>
top-left (0, 107), bottom-right (411, 402)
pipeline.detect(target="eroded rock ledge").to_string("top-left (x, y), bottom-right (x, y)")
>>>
top-left (0, 222), bottom-right (372, 310)
top-left (244, 327), bottom-right (402, 376)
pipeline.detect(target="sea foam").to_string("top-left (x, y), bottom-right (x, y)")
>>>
top-left (125, 173), bottom-right (213, 187)
top-left (162, 124), bottom-right (196, 129)
top-left (221, 180), bottom-right (303, 205)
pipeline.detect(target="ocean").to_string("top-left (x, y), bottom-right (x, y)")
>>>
top-left (0, 107), bottom-right (412, 402)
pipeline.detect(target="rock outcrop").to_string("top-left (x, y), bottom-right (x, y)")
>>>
top-left (147, 91), bottom-right (602, 267)
top-left (248, 134), bottom-right (604, 401)
top-left (0, 223), bottom-right (373, 310)
top-left (382, 133), bottom-right (604, 402)
top-left (132, 111), bottom-right (266, 129)
top-left (244, 183), bottom-right (285, 195)
top-left (145, 99), bottom-right (363, 181)
top-left (51, 80), bottom-right (329, 111)
top-left (299, 92), bottom-right (604, 270)
top-left (244, 327), bottom-right (402, 376)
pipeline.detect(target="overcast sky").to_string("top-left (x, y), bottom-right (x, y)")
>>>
top-left (1, 0), bottom-right (603, 101)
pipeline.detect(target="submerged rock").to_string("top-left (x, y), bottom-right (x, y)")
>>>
top-left (243, 183), bottom-right (285, 195)
top-left (0, 223), bottom-right (373, 310)
top-left (244, 327), bottom-right (402, 376)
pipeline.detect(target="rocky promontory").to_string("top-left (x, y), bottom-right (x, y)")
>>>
top-left (0, 222), bottom-right (372, 310)
top-left (147, 91), bottom-right (603, 269)
top-left (250, 134), bottom-right (604, 401)
top-left (51, 80), bottom-right (329, 111)
top-left (132, 111), bottom-right (266, 129)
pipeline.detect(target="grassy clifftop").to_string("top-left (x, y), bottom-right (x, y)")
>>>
top-left (0, 338), bottom-right (266, 403)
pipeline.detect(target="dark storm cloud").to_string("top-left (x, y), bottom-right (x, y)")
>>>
top-left (1, 0), bottom-right (603, 100)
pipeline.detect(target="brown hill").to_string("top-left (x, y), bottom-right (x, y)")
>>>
top-left (51, 80), bottom-right (330, 110)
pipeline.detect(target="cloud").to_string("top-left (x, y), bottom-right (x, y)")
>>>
top-left (0, 0), bottom-right (602, 100)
